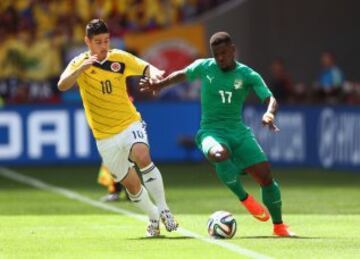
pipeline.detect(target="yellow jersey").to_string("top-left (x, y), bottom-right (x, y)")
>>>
top-left (68, 49), bottom-right (148, 140)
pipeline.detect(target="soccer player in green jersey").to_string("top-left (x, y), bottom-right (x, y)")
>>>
top-left (140, 32), bottom-right (295, 237)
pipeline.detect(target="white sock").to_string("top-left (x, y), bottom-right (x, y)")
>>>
top-left (127, 185), bottom-right (159, 221)
top-left (140, 163), bottom-right (169, 212)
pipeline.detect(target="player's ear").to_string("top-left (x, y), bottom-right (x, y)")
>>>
top-left (84, 36), bottom-right (90, 46)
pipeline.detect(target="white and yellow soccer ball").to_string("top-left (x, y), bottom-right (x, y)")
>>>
top-left (207, 211), bottom-right (237, 239)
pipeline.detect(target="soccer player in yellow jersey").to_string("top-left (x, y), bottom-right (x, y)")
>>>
top-left (57, 19), bottom-right (178, 237)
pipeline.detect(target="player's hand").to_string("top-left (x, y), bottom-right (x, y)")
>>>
top-left (152, 69), bottom-right (165, 81)
top-left (139, 76), bottom-right (162, 96)
top-left (80, 55), bottom-right (98, 72)
top-left (262, 112), bottom-right (280, 132)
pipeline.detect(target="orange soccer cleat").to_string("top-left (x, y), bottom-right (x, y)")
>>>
top-left (273, 223), bottom-right (296, 237)
top-left (241, 195), bottom-right (270, 222)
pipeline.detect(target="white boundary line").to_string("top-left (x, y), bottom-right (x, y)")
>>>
top-left (0, 167), bottom-right (272, 259)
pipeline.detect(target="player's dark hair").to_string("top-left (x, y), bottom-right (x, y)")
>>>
top-left (86, 19), bottom-right (109, 38)
top-left (210, 32), bottom-right (232, 47)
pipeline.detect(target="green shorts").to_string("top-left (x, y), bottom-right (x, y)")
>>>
top-left (195, 127), bottom-right (268, 172)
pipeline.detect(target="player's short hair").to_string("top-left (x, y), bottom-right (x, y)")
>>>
top-left (210, 32), bottom-right (232, 47)
top-left (86, 19), bottom-right (109, 38)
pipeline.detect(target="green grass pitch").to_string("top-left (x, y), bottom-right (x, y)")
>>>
top-left (0, 163), bottom-right (360, 258)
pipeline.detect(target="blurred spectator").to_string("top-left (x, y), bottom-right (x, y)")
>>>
top-left (319, 51), bottom-right (344, 88)
top-left (0, 0), bottom-right (230, 104)
top-left (3, 25), bottom-right (62, 104)
top-left (0, 27), bottom-right (9, 79)
top-left (0, 0), bottom-right (228, 45)
top-left (0, 5), bottom-right (19, 36)
top-left (342, 81), bottom-right (360, 105)
top-left (314, 51), bottom-right (345, 103)
top-left (268, 58), bottom-right (294, 104)
top-left (7, 81), bottom-right (29, 104)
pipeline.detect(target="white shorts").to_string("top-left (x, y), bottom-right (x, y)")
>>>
top-left (96, 121), bottom-right (149, 182)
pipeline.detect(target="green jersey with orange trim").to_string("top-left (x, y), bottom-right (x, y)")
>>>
top-left (185, 58), bottom-right (272, 129)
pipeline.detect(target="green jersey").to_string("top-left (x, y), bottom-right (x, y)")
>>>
top-left (185, 58), bottom-right (272, 129)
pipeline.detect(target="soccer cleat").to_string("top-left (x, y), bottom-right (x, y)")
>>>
top-left (241, 195), bottom-right (270, 222)
top-left (160, 209), bottom-right (179, 232)
top-left (146, 219), bottom-right (160, 237)
top-left (273, 223), bottom-right (296, 237)
top-left (100, 193), bottom-right (120, 202)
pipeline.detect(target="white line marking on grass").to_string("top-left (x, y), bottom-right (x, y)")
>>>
top-left (0, 167), bottom-right (272, 259)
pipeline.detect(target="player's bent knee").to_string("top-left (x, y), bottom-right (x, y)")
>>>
top-left (131, 143), bottom-right (151, 167)
top-left (245, 162), bottom-right (274, 186)
top-left (208, 145), bottom-right (230, 162)
top-left (135, 154), bottom-right (151, 168)
top-left (258, 167), bottom-right (273, 186)
top-left (259, 176), bottom-right (273, 186)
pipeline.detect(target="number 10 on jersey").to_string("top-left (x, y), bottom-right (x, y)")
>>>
top-left (101, 80), bottom-right (112, 94)
top-left (219, 90), bottom-right (232, 103)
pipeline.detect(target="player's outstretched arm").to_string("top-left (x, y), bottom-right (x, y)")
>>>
top-left (139, 70), bottom-right (187, 95)
top-left (262, 96), bottom-right (280, 132)
top-left (57, 55), bottom-right (98, 91)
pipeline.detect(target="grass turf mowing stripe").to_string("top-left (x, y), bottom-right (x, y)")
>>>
top-left (0, 167), bottom-right (272, 259)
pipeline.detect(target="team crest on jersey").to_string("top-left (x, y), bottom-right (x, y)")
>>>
top-left (234, 79), bottom-right (243, 89)
top-left (111, 62), bottom-right (122, 72)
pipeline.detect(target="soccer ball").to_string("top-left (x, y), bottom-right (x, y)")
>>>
top-left (207, 211), bottom-right (237, 239)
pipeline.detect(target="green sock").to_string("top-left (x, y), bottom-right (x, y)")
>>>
top-left (261, 179), bottom-right (283, 224)
top-left (215, 160), bottom-right (248, 200)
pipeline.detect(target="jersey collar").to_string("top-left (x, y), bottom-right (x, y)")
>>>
top-left (87, 51), bottom-right (109, 65)
top-left (96, 52), bottom-right (109, 65)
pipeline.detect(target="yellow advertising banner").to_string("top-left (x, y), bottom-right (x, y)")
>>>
top-left (124, 24), bottom-right (207, 73)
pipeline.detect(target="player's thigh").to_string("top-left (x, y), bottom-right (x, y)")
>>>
top-left (125, 121), bottom-right (151, 164)
top-left (195, 129), bottom-right (231, 160)
top-left (96, 131), bottom-right (134, 182)
top-left (232, 132), bottom-right (268, 171)
top-left (98, 145), bottom-right (134, 182)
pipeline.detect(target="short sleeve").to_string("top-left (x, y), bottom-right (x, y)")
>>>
top-left (247, 69), bottom-right (273, 102)
top-left (67, 55), bottom-right (84, 73)
top-left (123, 51), bottom-right (148, 76)
top-left (185, 59), bottom-right (205, 81)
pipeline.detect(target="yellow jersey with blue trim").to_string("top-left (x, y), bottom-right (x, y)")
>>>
top-left (68, 49), bottom-right (148, 140)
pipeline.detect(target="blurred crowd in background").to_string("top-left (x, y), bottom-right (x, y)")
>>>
top-left (0, 0), bottom-right (359, 106)
top-left (267, 52), bottom-right (360, 105)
